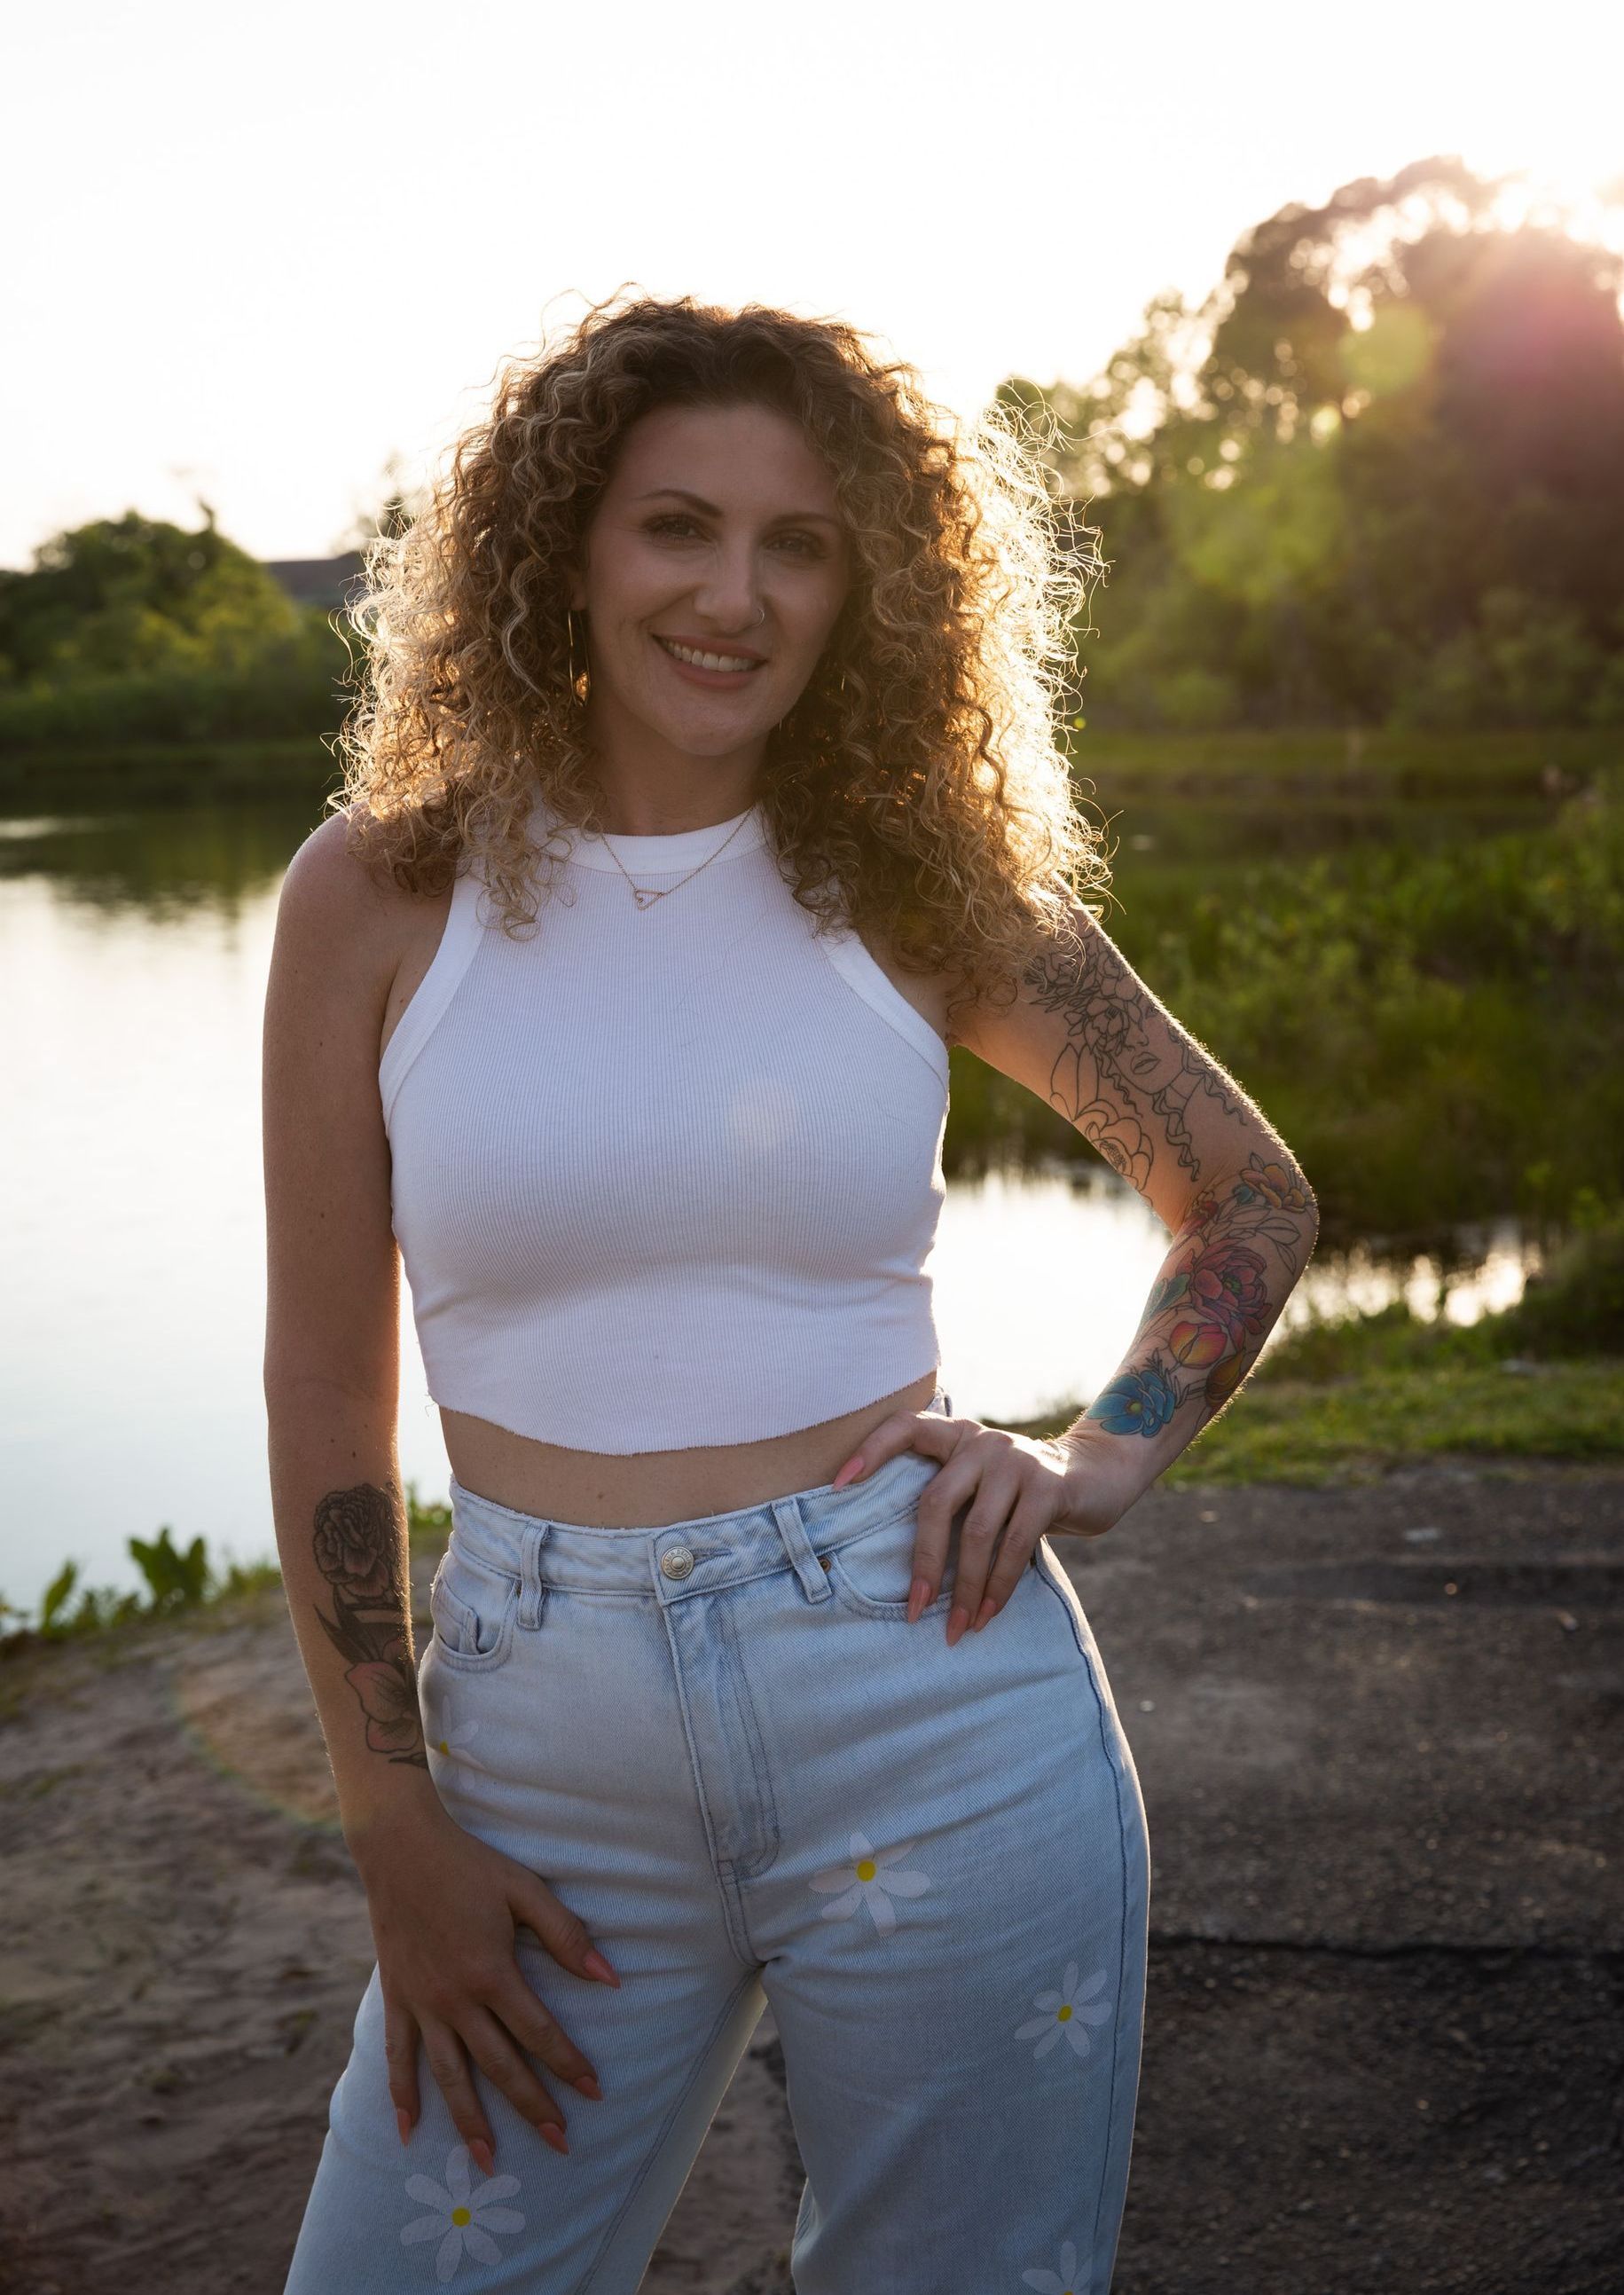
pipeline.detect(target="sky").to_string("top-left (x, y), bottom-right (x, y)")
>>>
top-left (4, 0), bottom-right (1621, 570)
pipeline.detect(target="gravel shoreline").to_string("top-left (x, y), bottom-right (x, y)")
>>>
top-left (3, 1455), bottom-right (1619, 2294)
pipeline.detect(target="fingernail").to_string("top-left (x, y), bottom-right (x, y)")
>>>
top-left (583, 1948), bottom-right (621, 1987)
top-left (906, 1576), bottom-right (931, 1624)
top-left (973, 1597), bottom-right (996, 1631)
top-left (541, 2123), bottom-right (570, 2156)
top-left (470, 2137), bottom-right (496, 2178)
top-left (831, 1456), bottom-right (864, 1490)
top-left (396, 2109), bottom-right (412, 2147)
top-left (573, 2073), bottom-right (603, 2100)
top-left (946, 1605), bottom-right (969, 1646)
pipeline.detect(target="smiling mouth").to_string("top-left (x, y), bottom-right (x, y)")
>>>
top-left (654, 634), bottom-right (765, 673)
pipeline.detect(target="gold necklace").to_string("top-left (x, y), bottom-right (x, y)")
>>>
top-left (595, 807), bottom-right (755, 909)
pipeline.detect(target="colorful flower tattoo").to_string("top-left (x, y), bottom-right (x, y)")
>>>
top-left (310, 1481), bottom-right (428, 1768)
top-left (1091, 1154), bottom-right (1316, 1439)
top-left (1021, 917), bottom-right (1318, 1446)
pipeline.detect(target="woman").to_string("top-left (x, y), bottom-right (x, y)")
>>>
top-left (263, 292), bottom-right (1319, 2293)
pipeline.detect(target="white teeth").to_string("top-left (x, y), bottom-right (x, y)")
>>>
top-left (657, 636), bottom-right (760, 673)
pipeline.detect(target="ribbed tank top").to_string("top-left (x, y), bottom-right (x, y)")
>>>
top-left (380, 791), bottom-right (950, 1452)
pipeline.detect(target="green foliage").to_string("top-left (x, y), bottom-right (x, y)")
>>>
top-left (128, 1527), bottom-right (210, 1613)
top-left (0, 512), bottom-right (302, 680)
top-left (3, 1479), bottom-right (446, 1652)
top-left (2, 1526), bottom-right (280, 1650)
top-left (1177, 1204), bottom-right (1624, 1480)
top-left (37, 1561), bottom-right (80, 1634)
top-left (1392, 590), bottom-right (1624, 733)
top-left (1014, 161), bottom-right (1624, 730)
top-left (1462, 1201), bottom-right (1624, 1361)
top-left (1144, 770), bottom-right (1624, 1233)
top-left (406, 1483), bottom-right (453, 1551)
top-left (976, 1349), bottom-right (1624, 1482)
top-left (1162, 1355), bottom-right (1624, 1483)
top-left (0, 511), bottom-right (351, 751)
top-left (950, 756), bottom-right (1624, 1237)
top-left (0, 625), bottom-right (348, 749)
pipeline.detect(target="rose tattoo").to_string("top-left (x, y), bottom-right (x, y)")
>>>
top-left (310, 1481), bottom-right (427, 1768)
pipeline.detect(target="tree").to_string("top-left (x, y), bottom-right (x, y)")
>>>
top-left (1001, 157), bottom-right (1624, 728)
top-left (0, 510), bottom-right (303, 684)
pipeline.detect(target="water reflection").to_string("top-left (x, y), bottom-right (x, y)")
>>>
top-left (0, 790), bottom-right (1553, 1618)
top-left (935, 1160), bottom-right (1544, 1445)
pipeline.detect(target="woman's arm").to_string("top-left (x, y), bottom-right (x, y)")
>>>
top-left (262, 813), bottom-right (615, 2171)
top-left (836, 894), bottom-right (1320, 1636)
top-left (968, 893), bottom-right (1321, 1498)
top-left (262, 813), bottom-right (435, 1834)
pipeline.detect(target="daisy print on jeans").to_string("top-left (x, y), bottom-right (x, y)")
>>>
top-left (809, 1829), bottom-right (932, 1934)
top-left (1022, 2236), bottom-right (1094, 2291)
top-left (423, 1693), bottom-right (484, 1769)
top-left (400, 2142), bottom-right (523, 2283)
top-left (1015, 1961), bottom-right (1113, 2060)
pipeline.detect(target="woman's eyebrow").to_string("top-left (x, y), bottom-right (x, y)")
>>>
top-left (633, 486), bottom-right (842, 528)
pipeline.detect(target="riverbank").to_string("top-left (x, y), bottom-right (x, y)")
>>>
top-left (2, 1453), bottom-right (1618, 2292)
top-left (2, 723), bottom-right (1611, 798)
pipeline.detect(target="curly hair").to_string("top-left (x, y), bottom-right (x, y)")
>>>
top-left (333, 287), bottom-right (1111, 1032)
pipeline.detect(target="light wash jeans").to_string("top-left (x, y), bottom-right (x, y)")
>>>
top-left (285, 1391), bottom-right (1150, 2293)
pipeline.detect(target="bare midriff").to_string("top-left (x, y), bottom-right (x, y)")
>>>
top-left (440, 1364), bottom-right (940, 1529)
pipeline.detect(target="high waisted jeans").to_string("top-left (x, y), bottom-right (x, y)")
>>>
top-left (284, 1391), bottom-right (1150, 2293)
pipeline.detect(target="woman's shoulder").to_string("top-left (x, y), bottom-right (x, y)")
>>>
top-left (277, 807), bottom-right (454, 1012)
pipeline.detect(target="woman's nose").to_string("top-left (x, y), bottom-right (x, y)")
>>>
top-left (692, 549), bottom-right (765, 631)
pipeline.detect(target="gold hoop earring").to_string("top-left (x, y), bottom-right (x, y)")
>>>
top-left (566, 607), bottom-right (589, 699)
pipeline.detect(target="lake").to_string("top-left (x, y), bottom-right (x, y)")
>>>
top-left (0, 789), bottom-right (1544, 1619)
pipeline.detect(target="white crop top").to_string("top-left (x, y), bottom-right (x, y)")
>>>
top-left (380, 791), bottom-right (950, 1451)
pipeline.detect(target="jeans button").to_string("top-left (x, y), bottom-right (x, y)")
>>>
top-left (660, 1544), bottom-right (695, 1581)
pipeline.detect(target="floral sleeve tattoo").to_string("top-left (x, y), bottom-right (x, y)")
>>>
top-left (1087, 1155), bottom-right (1317, 1442)
top-left (310, 1482), bottom-right (427, 1768)
top-left (1022, 916), bottom-right (1247, 1192)
top-left (1023, 921), bottom-right (1319, 1448)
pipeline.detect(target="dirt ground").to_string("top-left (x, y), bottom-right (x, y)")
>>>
top-left (2, 1457), bottom-right (1620, 2294)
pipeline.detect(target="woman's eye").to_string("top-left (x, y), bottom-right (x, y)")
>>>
top-left (645, 515), bottom-right (824, 559)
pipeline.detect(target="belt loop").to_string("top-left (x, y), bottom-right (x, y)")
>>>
top-left (519, 1521), bottom-right (552, 1630)
top-left (770, 1495), bottom-right (833, 1604)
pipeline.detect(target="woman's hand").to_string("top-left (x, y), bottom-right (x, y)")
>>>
top-left (830, 1405), bottom-right (1143, 1646)
top-left (348, 1796), bottom-right (619, 2172)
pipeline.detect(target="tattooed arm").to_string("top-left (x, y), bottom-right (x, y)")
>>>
top-left (262, 811), bottom-right (439, 1833)
top-left (263, 813), bottom-right (616, 2174)
top-left (954, 897), bottom-right (1321, 1506)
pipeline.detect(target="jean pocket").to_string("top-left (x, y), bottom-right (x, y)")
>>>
top-left (823, 1506), bottom-right (957, 1621)
top-left (428, 1538), bottom-right (522, 1670)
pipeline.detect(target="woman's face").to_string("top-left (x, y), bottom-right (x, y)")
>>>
top-left (569, 399), bottom-right (851, 777)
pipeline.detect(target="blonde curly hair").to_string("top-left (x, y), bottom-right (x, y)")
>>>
top-left (334, 288), bottom-right (1110, 1032)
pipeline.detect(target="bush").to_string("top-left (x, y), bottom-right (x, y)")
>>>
top-left (1485, 1199), bottom-right (1624, 1359)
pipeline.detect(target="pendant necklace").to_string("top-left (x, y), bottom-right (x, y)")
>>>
top-left (594, 808), bottom-right (754, 909)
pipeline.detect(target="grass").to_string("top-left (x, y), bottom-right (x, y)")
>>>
top-left (994, 1355), bottom-right (1624, 1489)
top-left (1152, 1356), bottom-right (1624, 1486)
top-left (998, 1198), bottom-right (1624, 1484)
